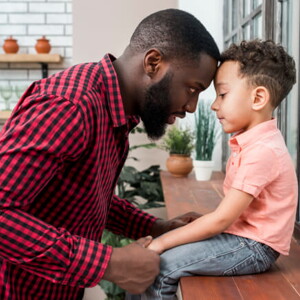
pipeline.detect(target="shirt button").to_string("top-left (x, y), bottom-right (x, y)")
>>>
top-left (233, 152), bottom-right (237, 157)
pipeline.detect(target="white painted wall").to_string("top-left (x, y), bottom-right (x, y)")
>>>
top-left (73, 0), bottom-right (178, 64)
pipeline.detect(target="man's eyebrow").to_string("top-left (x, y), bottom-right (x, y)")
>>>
top-left (195, 82), bottom-right (206, 90)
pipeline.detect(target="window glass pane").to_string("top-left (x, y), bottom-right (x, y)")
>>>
top-left (224, 1), bottom-right (230, 35)
top-left (232, 0), bottom-right (238, 30)
top-left (253, 12), bottom-right (262, 38)
top-left (225, 40), bottom-right (231, 49)
top-left (253, 0), bottom-right (263, 9)
top-left (282, 1), bottom-right (298, 176)
top-left (243, 0), bottom-right (251, 17)
top-left (281, 1), bottom-right (289, 46)
top-left (232, 34), bottom-right (238, 43)
top-left (242, 22), bottom-right (251, 39)
top-left (286, 95), bottom-right (298, 168)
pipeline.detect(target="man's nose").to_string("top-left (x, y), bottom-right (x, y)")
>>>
top-left (184, 98), bottom-right (198, 113)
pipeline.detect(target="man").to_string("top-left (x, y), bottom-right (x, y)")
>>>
top-left (0, 9), bottom-right (219, 299)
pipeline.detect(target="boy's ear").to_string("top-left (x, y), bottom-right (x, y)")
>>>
top-left (251, 86), bottom-right (271, 111)
top-left (143, 49), bottom-right (163, 78)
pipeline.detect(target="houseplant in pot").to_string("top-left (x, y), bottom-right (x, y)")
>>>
top-left (193, 100), bottom-right (219, 181)
top-left (162, 126), bottom-right (194, 177)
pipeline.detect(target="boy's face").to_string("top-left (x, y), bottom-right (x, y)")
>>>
top-left (212, 61), bottom-right (256, 133)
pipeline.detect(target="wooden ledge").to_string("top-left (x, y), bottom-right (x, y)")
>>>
top-left (0, 53), bottom-right (62, 63)
top-left (160, 170), bottom-right (225, 219)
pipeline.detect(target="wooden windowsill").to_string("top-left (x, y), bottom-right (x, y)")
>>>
top-left (160, 170), bottom-right (225, 219)
top-left (0, 53), bottom-right (62, 63)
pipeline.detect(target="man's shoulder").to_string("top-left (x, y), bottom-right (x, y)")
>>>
top-left (33, 62), bottom-right (104, 100)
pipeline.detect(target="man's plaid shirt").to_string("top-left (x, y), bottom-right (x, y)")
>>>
top-left (0, 54), bottom-right (156, 299)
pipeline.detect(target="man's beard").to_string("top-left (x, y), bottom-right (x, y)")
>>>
top-left (140, 72), bottom-right (172, 140)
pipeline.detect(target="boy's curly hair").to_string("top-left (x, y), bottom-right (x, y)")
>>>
top-left (221, 40), bottom-right (296, 108)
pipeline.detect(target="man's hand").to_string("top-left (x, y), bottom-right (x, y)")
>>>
top-left (150, 211), bottom-right (201, 238)
top-left (102, 236), bottom-right (160, 294)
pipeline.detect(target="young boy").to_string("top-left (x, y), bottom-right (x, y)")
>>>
top-left (136, 40), bottom-right (298, 299)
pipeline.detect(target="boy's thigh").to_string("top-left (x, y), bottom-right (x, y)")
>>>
top-left (159, 233), bottom-right (262, 279)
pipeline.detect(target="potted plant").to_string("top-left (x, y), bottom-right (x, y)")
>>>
top-left (162, 126), bottom-right (194, 177)
top-left (193, 100), bottom-right (219, 181)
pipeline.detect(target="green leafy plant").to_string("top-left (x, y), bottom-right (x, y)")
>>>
top-left (117, 165), bottom-right (164, 209)
top-left (161, 126), bottom-right (194, 156)
top-left (99, 127), bottom-right (164, 299)
top-left (194, 101), bottom-right (219, 161)
top-left (98, 280), bottom-right (124, 300)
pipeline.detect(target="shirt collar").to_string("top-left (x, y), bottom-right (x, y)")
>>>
top-left (229, 119), bottom-right (278, 149)
top-left (99, 53), bottom-right (139, 128)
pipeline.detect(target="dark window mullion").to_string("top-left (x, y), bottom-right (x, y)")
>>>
top-left (263, 0), bottom-right (276, 39)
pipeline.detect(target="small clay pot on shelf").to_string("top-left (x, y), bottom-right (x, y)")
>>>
top-left (35, 36), bottom-right (51, 54)
top-left (3, 36), bottom-right (19, 54)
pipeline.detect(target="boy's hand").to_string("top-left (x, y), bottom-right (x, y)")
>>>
top-left (147, 238), bottom-right (164, 254)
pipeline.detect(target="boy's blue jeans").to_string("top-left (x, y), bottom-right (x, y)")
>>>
top-left (126, 233), bottom-right (279, 300)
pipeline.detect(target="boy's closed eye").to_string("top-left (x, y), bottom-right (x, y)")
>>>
top-left (218, 93), bottom-right (227, 97)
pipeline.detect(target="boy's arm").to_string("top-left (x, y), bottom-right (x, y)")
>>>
top-left (148, 188), bottom-right (253, 254)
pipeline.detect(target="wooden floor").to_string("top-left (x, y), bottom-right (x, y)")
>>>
top-left (160, 170), bottom-right (300, 300)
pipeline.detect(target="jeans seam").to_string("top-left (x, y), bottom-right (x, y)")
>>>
top-left (223, 254), bottom-right (256, 275)
top-left (159, 241), bottom-right (247, 283)
top-left (253, 242), bottom-right (279, 270)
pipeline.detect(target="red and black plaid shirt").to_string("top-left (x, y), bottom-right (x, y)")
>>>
top-left (0, 54), bottom-right (156, 299)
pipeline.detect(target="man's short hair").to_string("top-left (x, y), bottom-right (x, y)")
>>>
top-left (221, 40), bottom-right (296, 107)
top-left (129, 9), bottom-right (220, 63)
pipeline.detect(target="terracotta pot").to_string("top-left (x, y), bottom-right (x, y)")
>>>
top-left (166, 154), bottom-right (193, 177)
top-left (3, 36), bottom-right (19, 54)
top-left (35, 36), bottom-right (51, 54)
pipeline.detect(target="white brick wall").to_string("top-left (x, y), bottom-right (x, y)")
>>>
top-left (0, 0), bottom-right (72, 110)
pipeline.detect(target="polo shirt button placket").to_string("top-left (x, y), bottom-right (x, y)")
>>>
top-left (231, 150), bottom-right (239, 166)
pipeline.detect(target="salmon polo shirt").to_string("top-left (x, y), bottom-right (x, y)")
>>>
top-left (223, 119), bottom-right (298, 255)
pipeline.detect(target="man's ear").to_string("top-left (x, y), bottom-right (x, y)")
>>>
top-left (143, 49), bottom-right (163, 78)
top-left (251, 86), bottom-right (271, 111)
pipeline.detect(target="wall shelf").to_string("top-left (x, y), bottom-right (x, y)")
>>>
top-left (0, 54), bottom-right (62, 78)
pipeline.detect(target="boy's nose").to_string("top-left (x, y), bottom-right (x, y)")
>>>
top-left (211, 99), bottom-right (218, 111)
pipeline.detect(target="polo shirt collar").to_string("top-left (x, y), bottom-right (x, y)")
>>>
top-left (229, 119), bottom-right (278, 149)
top-left (100, 54), bottom-right (139, 128)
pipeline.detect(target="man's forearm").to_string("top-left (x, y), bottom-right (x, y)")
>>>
top-left (0, 208), bottom-right (111, 287)
top-left (105, 195), bottom-right (157, 239)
